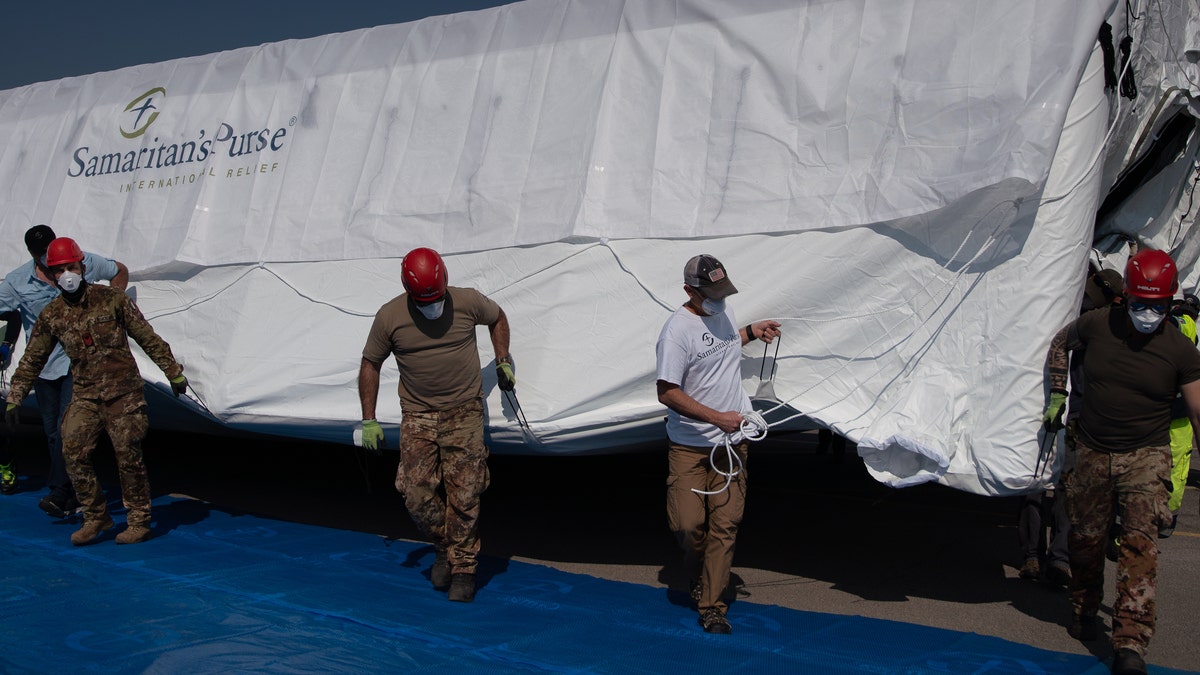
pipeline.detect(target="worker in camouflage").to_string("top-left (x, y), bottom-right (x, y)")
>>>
top-left (1044, 249), bottom-right (1200, 675)
top-left (4, 238), bottom-right (187, 547)
top-left (358, 247), bottom-right (513, 604)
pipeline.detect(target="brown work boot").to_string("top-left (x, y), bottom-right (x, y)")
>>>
top-left (116, 525), bottom-right (152, 545)
top-left (699, 608), bottom-right (732, 634)
top-left (1018, 558), bottom-right (1040, 581)
top-left (430, 555), bottom-right (451, 590)
top-left (70, 517), bottom-right (114, 546)
top-left (448, 573), bottom-right (476, 603)
top-left (688, 578), bottom-right (702, 608)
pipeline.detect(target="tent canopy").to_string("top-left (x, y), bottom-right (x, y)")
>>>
top-left (3, 0), bottom-right (1199, 495)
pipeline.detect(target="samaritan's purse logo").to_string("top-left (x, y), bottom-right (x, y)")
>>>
top-left (120, 88), bottom-right (165, 139)
top-left (68, 83), bottom-right (292, 184)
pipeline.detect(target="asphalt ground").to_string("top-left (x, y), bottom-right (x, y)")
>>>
top-left (4, 425), bottom-right (1198, 672)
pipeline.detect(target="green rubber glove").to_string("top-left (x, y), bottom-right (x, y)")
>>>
top-left (1042, 392), bottom-right (1067, 428)
top-left (496, 362), bottom-right (516, 391)
top-left (4, 402), bottom-right (18, 428)
top-left (361, 419), bottom-right (384, 455)
top-left (169, 375), bottom-right (188, 397)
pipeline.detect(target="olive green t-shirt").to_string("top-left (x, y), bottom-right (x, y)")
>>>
top-left (362, 286), bottom-right (501, 412)
top-left (1068, 306), bottom-right (1200, 452)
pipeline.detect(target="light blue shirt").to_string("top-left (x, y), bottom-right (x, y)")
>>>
top-left (0, 252), bottom-right (120, 380)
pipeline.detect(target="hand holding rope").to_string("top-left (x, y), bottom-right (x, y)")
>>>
top-left (691, 411), bottom-right (769, 496)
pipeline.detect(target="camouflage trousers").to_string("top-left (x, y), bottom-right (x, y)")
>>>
top-left (396, 399), bottom-right (490, 574)
top-left (1064, 438), bottom-right (1172, 654)
top-left (667, 441), bottom-right (748, 614)
top-left (62, 390), bottom-right (151, 528)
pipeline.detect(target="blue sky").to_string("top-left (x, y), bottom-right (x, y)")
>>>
top-left (1, 1), bottom-right (519, 91)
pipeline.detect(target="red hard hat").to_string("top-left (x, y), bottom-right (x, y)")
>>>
top-left (1125, 249), bottom-right (1178, 300)
top-left (401, 247), bottom-right (448, 302)
top-left (45, 237), bottom-right (84, 267)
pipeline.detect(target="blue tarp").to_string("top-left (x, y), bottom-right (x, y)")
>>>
top-left (0, 491), bottom-right (1182, 673)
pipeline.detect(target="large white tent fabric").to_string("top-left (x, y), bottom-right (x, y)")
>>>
top-left (1, 0), bottom-right (1198, 495)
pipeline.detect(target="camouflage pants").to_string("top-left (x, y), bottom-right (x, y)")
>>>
top-left (61, 390), bottom-right (151, 528)
top-left (667, 441), bottom-right (748, 614)
top-left (1064, 439), bottom-right (1172, 654)
top-left (396, 399), bottom-right (489, 574)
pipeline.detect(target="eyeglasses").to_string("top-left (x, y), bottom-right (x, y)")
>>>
top-left (1129, 300), bottom-right (1168, 314)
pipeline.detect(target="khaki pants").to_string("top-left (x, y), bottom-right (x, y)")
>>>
top-left (667, 441), bottom-right (748, 614)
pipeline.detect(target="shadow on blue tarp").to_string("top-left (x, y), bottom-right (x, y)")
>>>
top-left (0, 492), bottom-right (1178, 674)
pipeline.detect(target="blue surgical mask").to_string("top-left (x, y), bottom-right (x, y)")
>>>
top-left (415, 299), bottom-right (445, 320)
top-left (1128, 305), bottom-right (1166, 334)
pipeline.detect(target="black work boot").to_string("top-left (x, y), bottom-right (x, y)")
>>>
top-left (1111, 648), bottom-right (1147, 675)
top-left (1068, 614), bottom-right (1099, 641)
top-left (1045, 563), bottom-right (1071, 588)
top-left (39, 491), bottom-right (79, 519)
top-left (448, 573), bottom-right (476, 603)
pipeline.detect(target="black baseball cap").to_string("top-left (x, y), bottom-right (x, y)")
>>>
top-left (1084, 268), bottom-right (1122, 307)
top-left (683, 254), bottom-right (738, 300)
top-left (24, 224), bottom-right (56, 257)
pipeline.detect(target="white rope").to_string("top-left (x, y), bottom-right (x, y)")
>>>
top-left (691, 411), bottom-right (767, 496)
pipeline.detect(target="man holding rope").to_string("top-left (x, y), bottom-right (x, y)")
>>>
top-left (655, 253), bottom-right (780, 635)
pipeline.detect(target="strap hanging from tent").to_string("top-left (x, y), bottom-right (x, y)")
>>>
top-left (1033, 415), bottom-right (1064, 485)
top-left (753, 334), bottom-right (783, 402)
top-left (503, 389), bottom-right (542, 448)
top-left (1119, 0), bottom-right (1138, 100)
top-left (1098, 23), bottom-right (1118, 91)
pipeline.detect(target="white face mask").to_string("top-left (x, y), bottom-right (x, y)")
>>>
top-left (57, 271), bottom-right (83, 293)
top-left (700, 297), bottom-right (726, 316)
top-left (415, 299), bottom-right (445, 320)
top-left (1128, 306), bottom-right (1166, 334)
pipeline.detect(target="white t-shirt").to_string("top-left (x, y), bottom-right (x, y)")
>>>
top-left (655, 305), bottom-right (751, 446)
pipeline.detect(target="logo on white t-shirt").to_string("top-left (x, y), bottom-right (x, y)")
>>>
top-left (696, 331), bottom-right (737, 359)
